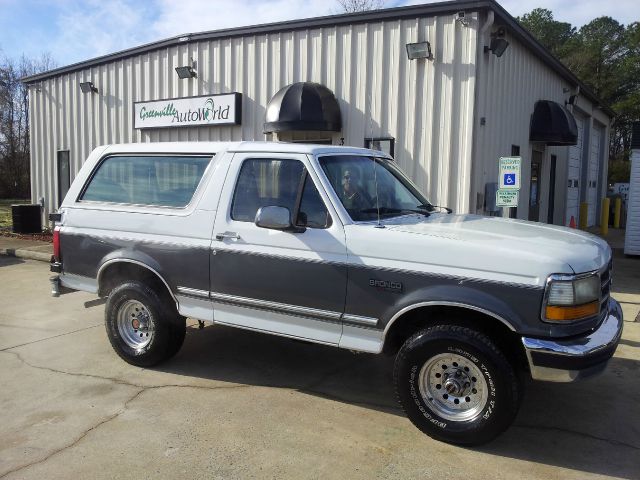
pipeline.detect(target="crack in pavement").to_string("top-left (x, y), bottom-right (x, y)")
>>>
top-left (0, 324), bottom-right (104, 352)
top-left (513, 423), bottom-right (640, 451)
top-left (1, 349), bottom-right (251, 392)
top-left (0, 354), bottom-right (252, 479)
top-left (4, 349), bottom-right (397, 413)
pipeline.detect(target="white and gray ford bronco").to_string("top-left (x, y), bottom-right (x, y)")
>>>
top-left (49, 142), bottom-right (623, 445)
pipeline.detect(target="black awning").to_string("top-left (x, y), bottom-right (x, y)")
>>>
top-left (529, 100), bottom-right (578, 146)
top-left (264, 82), bottom-right (342, 133)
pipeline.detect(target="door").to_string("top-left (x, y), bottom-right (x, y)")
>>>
top-left (528, 151), bottom-right (542, 221)
top-left (566, 116), bottom-right (584, 225)
top-left (210, 152), bottom-right (347, 344)
top-left (587, 127), bottom-right (602, 226)
top-left (57, 151), bottom-right (71, 207)
top-left (547, 155), bottom-right (557, 224)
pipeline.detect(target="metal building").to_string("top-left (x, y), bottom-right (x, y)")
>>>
top-left (22, 0), bottom-right (613, 225)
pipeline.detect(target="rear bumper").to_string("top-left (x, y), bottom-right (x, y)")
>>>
top-left (522, 298), bottom-right (623, 382)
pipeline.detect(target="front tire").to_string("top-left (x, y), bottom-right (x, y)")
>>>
top-left (394, 324), bottom-right (521, 445)
top-left (105, 281), bottom-right (186, 367)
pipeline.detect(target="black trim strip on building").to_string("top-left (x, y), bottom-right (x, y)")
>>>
top-left (20, 0), bottom-right (613, 117)
top-left (632, 122), bottom-right (640, 149)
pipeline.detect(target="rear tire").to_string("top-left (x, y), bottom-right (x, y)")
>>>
top-left (105, 281), bottom-right (186, 367)
top-left (394, 324), bottom-right (521, 445)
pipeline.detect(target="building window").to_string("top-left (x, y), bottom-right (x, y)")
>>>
top-left (57, 151), bottom-right (71, 207)
top-left (81, 155), bottom-right (211, 207)
top-left (365, 138), bottom-right (395, 157)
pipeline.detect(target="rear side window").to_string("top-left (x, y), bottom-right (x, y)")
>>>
top-left (81, 155), bottom-right (211, 207)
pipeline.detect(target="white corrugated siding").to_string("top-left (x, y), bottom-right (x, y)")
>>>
top-left (473, 16), bottom-right (575, 222)
top-left (567, 115), bottom-right (584, 226)
top-left (624, 149), bottom-right (640, 255)
top-left (29, 14), bottom-right (478, 216)
top-left (587, 125), bottom-right (602, 226)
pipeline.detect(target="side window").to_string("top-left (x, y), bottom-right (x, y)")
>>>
top-left (297, 176), bottom-right (332, 228)
top-left (81, 155), bottom-right (211, 207)
top-left (231, 158), bottom-right (331, 228)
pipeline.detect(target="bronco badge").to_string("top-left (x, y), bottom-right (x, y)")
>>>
top-left (369, 279), bottom-right (403, 292)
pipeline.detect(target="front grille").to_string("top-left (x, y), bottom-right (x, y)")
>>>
top-left (599, 261), bottom-right (612, 318)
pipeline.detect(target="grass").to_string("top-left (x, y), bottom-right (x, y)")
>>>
top-left (0, 198), bottom-right (30, 230)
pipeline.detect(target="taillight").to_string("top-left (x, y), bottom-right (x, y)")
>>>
top-left (53, 227), bottom-right (61, 261)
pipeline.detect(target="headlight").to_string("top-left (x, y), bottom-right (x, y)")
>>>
top-left (543, 274), bottom-right (600, 322)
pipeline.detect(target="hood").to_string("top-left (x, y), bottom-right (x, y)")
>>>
top-left (345, 214), bottom-right (611, 287)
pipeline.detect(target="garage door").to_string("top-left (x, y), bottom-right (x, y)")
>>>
top-left (587, 127), bottom-right (602, 226)
top-left (566, 116), bottom-right (583, 226)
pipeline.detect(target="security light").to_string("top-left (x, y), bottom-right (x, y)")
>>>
top-left (79, 81), bottom-right (98, 93)
top-left (488, 37), bottom-right (509, 57)
top-left (175, 65), bottom-right (197, 79)
top-left (406, 41), bottom-right (432, 60)
top-left (484, 28), bottom-right (509, 58)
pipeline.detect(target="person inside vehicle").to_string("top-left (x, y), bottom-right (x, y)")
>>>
top-left (340, 168), bottom-right (369, 213)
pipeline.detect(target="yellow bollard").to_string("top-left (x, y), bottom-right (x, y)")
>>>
top-left (614, 198), bottom-right (621, 229)
top-left (601, 198), bottom-right (610, 236)
top-left (579, 203), bottom-right (589, 230)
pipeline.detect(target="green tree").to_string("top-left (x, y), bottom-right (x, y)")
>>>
top-left (610, 22), bottom-right (640, 161)
top-left (0, 52), bottom-right (55, 198)
top-left (518, 11), bottom-right (640, 179)
top-left (563, 17), bottom-right (627, 101)
top-left (517, 8), bottom-right (575, 57)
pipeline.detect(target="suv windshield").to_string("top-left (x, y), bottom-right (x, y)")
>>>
top-left (318, 155), bottom-right (431, 221)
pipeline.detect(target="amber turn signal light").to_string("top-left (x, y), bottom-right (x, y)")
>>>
top-left (545, 301), bottom-right (599, 321)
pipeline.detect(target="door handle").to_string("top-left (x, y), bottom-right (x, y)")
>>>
top-left (215, 231), bottom-right (241, 241)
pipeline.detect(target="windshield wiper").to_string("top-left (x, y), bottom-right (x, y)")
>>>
top-left (360, 207), bottom-right (430, 217)
top-left (417, 203), bottom-right (452, 214)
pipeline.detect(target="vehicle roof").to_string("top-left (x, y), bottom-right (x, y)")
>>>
top-left (101, 141), bottom-right (390, 158)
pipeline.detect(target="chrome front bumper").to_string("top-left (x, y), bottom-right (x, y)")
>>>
top-left (522, 298), bottom-right (623, 382)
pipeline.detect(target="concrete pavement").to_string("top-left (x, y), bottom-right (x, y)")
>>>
top-left (0, 236), bottom-right (52, 262)
top-left (0, 250), bottom-right (639, 479)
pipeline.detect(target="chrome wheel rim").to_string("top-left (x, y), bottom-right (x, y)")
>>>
top-left (418, 353), bottom-right (489, 422)
top-left (116, 300), bottom-right (154, 349)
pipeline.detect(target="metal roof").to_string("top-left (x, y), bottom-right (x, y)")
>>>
top-left (21, 0), bottom-right (613, 117)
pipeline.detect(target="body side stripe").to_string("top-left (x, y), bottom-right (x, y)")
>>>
top-left (212, 248), bottom-right (544, 290)
top-left (210, 291), bottom-right (343, 323)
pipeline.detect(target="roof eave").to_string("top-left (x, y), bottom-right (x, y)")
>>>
top-left (20, 0), bottom-right (614, 117)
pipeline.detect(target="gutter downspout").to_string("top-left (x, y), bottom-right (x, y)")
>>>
top-left (469, 10), bottom-right (494, 214)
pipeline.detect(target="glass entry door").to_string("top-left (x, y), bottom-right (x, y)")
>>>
top-left (57, 151), bottom-right (70, 206)
top-left (528, 151), bottom-right (542, 221)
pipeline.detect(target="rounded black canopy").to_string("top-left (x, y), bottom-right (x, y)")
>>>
top-left (264, 82), bottom-right (342, 133)
top-left (529, 100), bottom-right (578, 146)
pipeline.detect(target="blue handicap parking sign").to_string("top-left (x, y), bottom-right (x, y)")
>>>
top-left (504, 173), bottom-right (516, 185)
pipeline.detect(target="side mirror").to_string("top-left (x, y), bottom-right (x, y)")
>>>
top-left (255, 206), bottom-right (305, 232)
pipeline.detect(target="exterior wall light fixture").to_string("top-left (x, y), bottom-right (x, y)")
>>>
top-left (484, 28), bottom-right (509, 57)
top-left (406, 41), bottom-right (433, 60)
top-left (175, 64), bottom-right (197, 79)
top-left (79, 81), bottom-right (98, 93)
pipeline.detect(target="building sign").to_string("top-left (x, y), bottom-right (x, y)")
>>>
top-left (496, 189), bottom-right (519, 207)
top-left (134, 93), bottom-right (242, 129)
top-left (498, 156), bottom-right (521, 190)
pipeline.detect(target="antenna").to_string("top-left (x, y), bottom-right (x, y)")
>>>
top-left (366, 78), bottom-right (383, 228)
top-left (373, 157), bottom-right (383, 228)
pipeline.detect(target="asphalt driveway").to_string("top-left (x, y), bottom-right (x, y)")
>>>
top-left (0, 255), bottom-right (639, 479)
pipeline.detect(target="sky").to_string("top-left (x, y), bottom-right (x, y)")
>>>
top-left (0, 0), bottom-right (637, 69)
